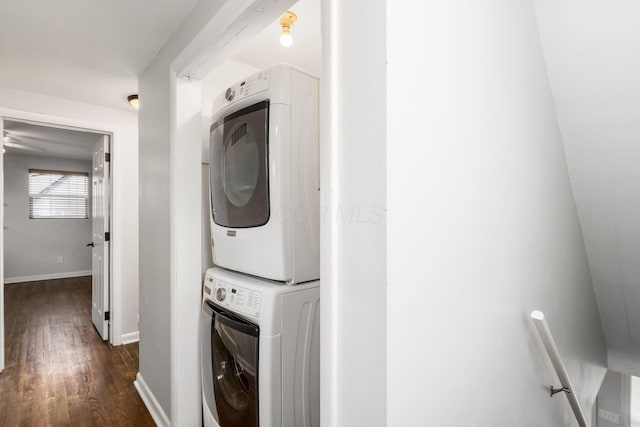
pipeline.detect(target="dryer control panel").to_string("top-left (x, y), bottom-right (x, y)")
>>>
top-left (219, 69), bottom-right (271, 107)
top-left (211, 278), bottom-right (262, 318)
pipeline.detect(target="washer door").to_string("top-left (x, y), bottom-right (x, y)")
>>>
top-left (202, 301), bottom-right (260, 427)
top-left (210, 101), bottom-right (270, 228)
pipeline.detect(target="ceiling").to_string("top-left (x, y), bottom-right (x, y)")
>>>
top-left (0, 0), bottom-right (322, 158)
top-left (534, 0), bottom-right (640, 366)
top-left (3, 120), bottom-right (102, 160)
top-left (0, 0), bottom-right (200, 110)
top-left (231, 0), bottom-right (321, 76)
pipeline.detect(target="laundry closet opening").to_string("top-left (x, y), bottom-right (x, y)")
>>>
top-left (196, 1), bottom-right (322, 426)
top-left (2, 118), bottom-right (113, 344)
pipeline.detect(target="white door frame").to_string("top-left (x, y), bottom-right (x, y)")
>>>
top-left (0, 108), bottom-right (117, 371)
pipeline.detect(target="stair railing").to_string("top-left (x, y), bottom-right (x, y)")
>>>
top-left (531, 310), bottom-right (588, 427)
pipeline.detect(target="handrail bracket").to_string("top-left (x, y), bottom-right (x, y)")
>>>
top-left (550, 386), bottom-right (571, 397)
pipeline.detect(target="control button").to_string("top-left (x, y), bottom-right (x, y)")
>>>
top-left (216, 287), bottom-right (227, 302)
top-left (225, 87), bottom-right (235, 101)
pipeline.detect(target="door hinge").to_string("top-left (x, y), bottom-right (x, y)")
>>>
top-left (105, 152), bottom-right (111, 162)
top-left (105, 232), bottom-right (110, 242)
top-left (105, 311), bottom-right (110, 321)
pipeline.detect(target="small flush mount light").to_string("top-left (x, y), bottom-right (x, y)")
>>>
top-left (127, 94), bottom-right (139, 110)
top-left (280, 11), bottom-right (297, 48)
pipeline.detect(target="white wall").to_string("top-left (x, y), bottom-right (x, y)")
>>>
top-left (386, 1), bottom-right (607, 426)
top-left (138, 2), bottom-right (221, 422)
top-left (0, 87), bottom-right (139, 345)
top-left (4, 153), bottom-right (92, 282)
top-left (610, 350), bottom-right (640, 378)
top-left (533, 0), bottom-right (640, 372)
top-left (138, 51), bottom-right (173, 423)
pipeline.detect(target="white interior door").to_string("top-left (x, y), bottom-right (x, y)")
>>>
top-left (91, 135), bottom-right (110, 340)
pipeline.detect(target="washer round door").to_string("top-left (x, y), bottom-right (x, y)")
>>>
top-left (210, 101), bottom-right (270, 228)
top-left (202, 301), bottom-right (260, 427)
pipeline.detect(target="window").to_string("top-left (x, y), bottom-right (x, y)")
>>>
top-left (28, 169), bottom-right (89, 219)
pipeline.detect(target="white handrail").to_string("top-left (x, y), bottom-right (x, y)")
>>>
top-left (531, 310), bottom-right (588, 427)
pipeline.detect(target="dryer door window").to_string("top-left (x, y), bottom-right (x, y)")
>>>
top-left (210, 101), bottom-right (269, 228)
top-left (205, 302), bottom-right (260, 427)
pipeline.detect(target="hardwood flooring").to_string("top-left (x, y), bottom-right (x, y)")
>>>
top-left (0, 276), bottom-right (154, 426)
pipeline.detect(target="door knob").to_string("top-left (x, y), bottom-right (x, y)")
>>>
top-left (86, 242), bottom-right (95, 247)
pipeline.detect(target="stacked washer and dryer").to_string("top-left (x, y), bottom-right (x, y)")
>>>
top-left (201, 64), bottom-right (320, 427)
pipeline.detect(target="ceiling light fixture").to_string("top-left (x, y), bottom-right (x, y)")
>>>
top-left (127, 94), bottom-right (139, 110)
top-left (280, 11), bottom-right (297, 48)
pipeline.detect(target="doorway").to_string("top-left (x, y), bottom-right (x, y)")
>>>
top-left (632, 376), bottom-right (640, 427)
top-left (1, 118), bottom-right (113, 348)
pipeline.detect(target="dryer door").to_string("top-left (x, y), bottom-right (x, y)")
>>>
top-left (203, 301), bottom-right (260, 427)
top-left (210, 101), bottom-right (270, 228)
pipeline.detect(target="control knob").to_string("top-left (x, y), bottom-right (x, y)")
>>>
top-left (216, 287), bottom-right (227, 302)
top-left (225, 87), bottom-right (235, 101)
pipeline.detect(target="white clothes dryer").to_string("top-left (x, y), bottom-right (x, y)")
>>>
top-left (200, 267), bottom-right (320, 427)
top-left (208, 64), bottom-right (319, 284)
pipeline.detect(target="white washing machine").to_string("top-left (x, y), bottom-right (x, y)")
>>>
top-left (200, 267), bottom-right (320, 427)
top-left (208, 64), bottom-right (319, 284)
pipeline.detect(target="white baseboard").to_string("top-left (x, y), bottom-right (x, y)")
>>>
top-left (121, 331), bottom-right (139, 345)
top-left (134, 372), bottom-right (171, 427)
top-left (4, 270), bottom-right (92, 284)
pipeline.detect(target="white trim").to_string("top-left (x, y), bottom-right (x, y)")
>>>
top-left (134, 372), bottom-right (171, 427)
top-left (4, 270), bottom-right (92, 284)
top-left (321, 0), bottom-right (340, 424)
top-left (169, 76), bottom-right (203, 426)
top-left (121, 331), bottom-right (139, 345)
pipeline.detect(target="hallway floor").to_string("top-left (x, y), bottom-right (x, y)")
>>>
top-left (0, 276), bottom-right (154, 426)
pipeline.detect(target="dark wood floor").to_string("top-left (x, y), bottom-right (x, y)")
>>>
top-left (0, 276), bottom-right (154, 426)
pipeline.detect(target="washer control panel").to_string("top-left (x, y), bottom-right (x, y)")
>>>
top-left (211, 278), bottom-right (262, 318)
top-left (221, 69), bottom-right (270, 107)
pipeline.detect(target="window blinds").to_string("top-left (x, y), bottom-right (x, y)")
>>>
top-left (28, 169), bottom-right (89, 219)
